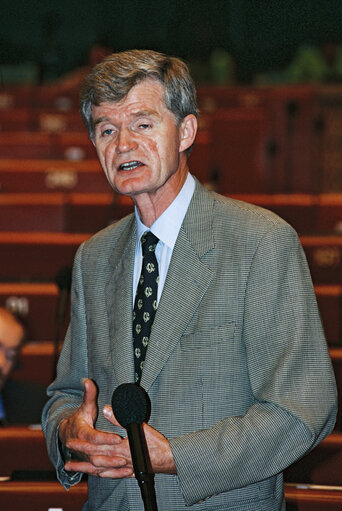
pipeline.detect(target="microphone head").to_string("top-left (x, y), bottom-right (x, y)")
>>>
top-left (112, 383), bottom-right (150, 428)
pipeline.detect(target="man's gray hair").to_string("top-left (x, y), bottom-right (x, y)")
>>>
top-left (80, 49), bottom-right (198, 146)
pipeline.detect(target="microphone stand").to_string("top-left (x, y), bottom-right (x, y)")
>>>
top-left (112, 383), bottom-right (158, 510)
top-left (127, 422), bottom-right (158, 511)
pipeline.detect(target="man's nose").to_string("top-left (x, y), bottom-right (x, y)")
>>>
top-left (116, 127), bottom-right (137, 154)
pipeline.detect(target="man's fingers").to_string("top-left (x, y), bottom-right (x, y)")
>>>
top-left (103, 405), bottom-right (121, 427)
top-left (78, 424), bottom-right (123, 444)
top-left (64, 458), bottom-right (134, 479)
top-left (66, 435), bottom-right (122, 456)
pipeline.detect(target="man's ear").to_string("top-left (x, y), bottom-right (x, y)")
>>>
top-left (179, 114), bottom-right (198, 153)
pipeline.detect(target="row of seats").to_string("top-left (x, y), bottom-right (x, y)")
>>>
top-left (1, 470), bottom-right (341, 509)
top-left (2, 83), bottom-right (342, 194)
top-left (0, 282), bottom-right (340, 346)
top-left (0, 425), bottom-right (341, 485)
top-left (0, 107), bottom-right (85, 132)
top-left (1, 190), bottom-right (342, 235)
top-left (0, 84), bottom-right (340, 502)
top-left (0, 231), bottom-right (341, 284)
top-left (0, 193), bottom-right (132, 233)
top-left (8, 343), bottom-right (342, 429)
top-left (2, 479), bottom-right (340, 511)
top-left (0, 131), bottom-right (96, 160)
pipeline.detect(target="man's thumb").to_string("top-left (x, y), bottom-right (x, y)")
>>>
top-left (82, 378), bottom-right (98, 417)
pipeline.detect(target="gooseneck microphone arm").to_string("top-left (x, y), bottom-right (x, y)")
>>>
top-left (112, 383), bottom-right (158, 511)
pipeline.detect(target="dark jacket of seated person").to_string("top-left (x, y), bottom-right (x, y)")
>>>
top-left (0, 307), bottom-right (47, 426)
top-left (0, 378), bottom-right (48, 425)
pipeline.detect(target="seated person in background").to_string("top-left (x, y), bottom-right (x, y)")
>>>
top-left (0, 307), bottom-right (47, 426)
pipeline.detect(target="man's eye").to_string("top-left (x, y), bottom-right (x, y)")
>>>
top-left (102, 128), bottom-right (114, 136)
top-left (139, 123), bottom-right (152, 129)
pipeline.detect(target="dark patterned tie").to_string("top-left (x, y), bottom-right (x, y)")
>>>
top-left (133, 231), bottom-right (159, 383)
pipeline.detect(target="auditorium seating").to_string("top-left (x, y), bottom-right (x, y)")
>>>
top-left (229, 193), bottom-right (318, 234)
top-left (0, 480), bottom-right (88, 511)
top-left (0, 426), bottom-right (53, 476)
top-left (315, 285), bottom-right (342, 346)
top-left (228, 194), bottom-right (342, 235)
top-left (0, 158), bottom-right (108, 193)
top-left (0, 282), bottom-right (63, 341)
top-left (0, 481), bottom-right (341, 511)
top-left (284, 484), bottom-right (342, 511)
top-left (1, 231), bottom-right (340, 284)
top-left (13, 342), bottom-right (57, 387)
top-left (331, 348), bottom-right (342, 431)
top-left (11, 341), bottom-right (342, 423)
top-left (0, 131), bottom-right (94, 160)
top-left (0, 83), bottom-right (340, 501)
top-left (0, 193), bottom-right (66, 232)
top-left (0, 132), bottom-right (54, 159)
top-left (0, 282), bottom-right (339, 345)
top-left (301, 235), bottom-right (342, 285)
top-left (206, 106), bottom-right (273, 194)
top-left (2, 189), bottom-right (342, 236)
top-left (284, 432), bottom-right (342, 486)
top-left (0, 232), bottom-right (89, 281)
top-left (317, 194), bottom-right (342, 233)
top-left (0, 193), bottom-right (133, 233)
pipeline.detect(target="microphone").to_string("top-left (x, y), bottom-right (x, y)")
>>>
top-left (53, 266), bottom-right (72, 379)
top-left (112, 383), bottom-right (158, 511)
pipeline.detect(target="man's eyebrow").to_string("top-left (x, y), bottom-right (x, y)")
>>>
top-left (93, 110), bottom-right (160, 127)
top-left (93, 116), bottom-right (110, 127)
top-left (132, 109), bottom-right (160, 118)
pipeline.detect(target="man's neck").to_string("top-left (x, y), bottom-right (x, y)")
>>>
top-left (134, 167), bottom-right (189, 227)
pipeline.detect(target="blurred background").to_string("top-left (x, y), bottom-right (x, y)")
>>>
top-left (1, 0), bottom-right (342, 86)
top-left (0, 2), bottom-right (342, 508)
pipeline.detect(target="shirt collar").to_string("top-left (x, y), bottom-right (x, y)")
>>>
top-left (135, 173), bottom-right (195, 249)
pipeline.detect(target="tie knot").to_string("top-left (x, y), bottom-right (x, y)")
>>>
top-left (141, 231), bottom-right (159, 256)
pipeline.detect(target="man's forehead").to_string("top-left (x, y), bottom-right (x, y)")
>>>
top-left (92, 104), bottom-right (160, 122)
top-left (92, 79), bottom-right (167, 118)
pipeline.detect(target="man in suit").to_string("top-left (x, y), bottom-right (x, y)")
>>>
top-left (42, 50), bottom-right (337, 510)
top-left (0, 307), bottom-right (46, 425)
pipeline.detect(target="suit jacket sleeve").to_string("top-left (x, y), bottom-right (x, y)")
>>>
top-left (169, 221), bottom-right (337, 505)
top-left (41, 242), bottom-right (88, 489)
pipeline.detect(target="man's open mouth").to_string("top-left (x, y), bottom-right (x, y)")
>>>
top-left (119, 161), bottom-right (144, 171)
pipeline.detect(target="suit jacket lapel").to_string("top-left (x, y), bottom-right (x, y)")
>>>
top-left (141, 183), bottom-right (215, 391)
top-left (105, 216), bottom-right (137, 385)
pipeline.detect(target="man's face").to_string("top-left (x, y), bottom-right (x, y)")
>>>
top-left (91, 78), bottom-right (196, 205)
top-left (0, 316), bottom-right (23, 390)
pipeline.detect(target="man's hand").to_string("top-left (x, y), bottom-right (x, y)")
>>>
top-left (103, 404), bottom-right (177, 475)
top-left (59, 378), bottom-right (133, 478)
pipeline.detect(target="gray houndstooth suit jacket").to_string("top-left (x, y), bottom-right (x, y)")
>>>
top-left (42, 179), bottom-right (337, 511)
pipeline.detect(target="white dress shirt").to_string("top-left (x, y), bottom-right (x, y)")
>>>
top-left (133, 173), bottom-right (195, 306)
